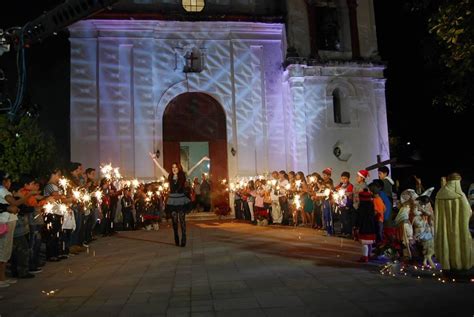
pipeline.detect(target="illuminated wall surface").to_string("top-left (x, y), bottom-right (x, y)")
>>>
top-left (69, 20), bottom-right (388, 179)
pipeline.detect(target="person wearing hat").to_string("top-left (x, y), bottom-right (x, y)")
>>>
top-left (353, 189), bottom-right (376, 262)
top-left (321, 168), bottom-right (334, 189)
top-left (353, 170), bottom-right (369, 210)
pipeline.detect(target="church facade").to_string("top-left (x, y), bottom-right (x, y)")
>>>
top-left (69, 0), bottom-right (388, 181)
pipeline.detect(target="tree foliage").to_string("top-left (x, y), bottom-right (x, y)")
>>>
top-left (428, 0), bottom-right (473, 112)
top-left (0, 114), bottom-right (56, 181)
top-left (404, 0), bottom-right (473, 112)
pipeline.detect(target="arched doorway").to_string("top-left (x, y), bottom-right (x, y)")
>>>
top-left (162, 92), bottom-right (228, 210)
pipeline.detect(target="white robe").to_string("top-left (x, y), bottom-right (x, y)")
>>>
top-left (434, 179), bottom-right (473, 270)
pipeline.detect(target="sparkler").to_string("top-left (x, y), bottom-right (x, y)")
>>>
top-left (58, 177), bottom-right (69, 193)
top-left (100, 163), bottom-right (122, 181)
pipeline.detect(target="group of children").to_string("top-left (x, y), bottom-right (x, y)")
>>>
top-left (230, 166), bottom-right (420, 263)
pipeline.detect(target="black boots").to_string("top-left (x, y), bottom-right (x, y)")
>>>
top-left (174, 234), bottom-right (180, 246)
top-left (180, 234), bottom-right (186, 247)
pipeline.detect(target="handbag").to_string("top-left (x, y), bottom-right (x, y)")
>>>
top-left (0, 223), bottom-right (8, 236)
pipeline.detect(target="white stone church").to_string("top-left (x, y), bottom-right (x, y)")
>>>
top-left (69, 0), bottom-right (389, 182)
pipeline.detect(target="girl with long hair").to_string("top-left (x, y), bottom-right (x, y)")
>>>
top-left (166, 163), bottom-right (190, 247)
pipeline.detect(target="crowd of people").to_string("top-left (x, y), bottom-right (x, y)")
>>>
top-left (230, 167), bottom-right (473, 268)
top-left (0, 161), bottom-right (219, 289)
top-left (0, 161), bottom-right (472, 291)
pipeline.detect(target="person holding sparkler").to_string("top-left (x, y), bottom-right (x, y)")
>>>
top-left (43, 168), bottom-right (71, 260)
top-left (335, 171), bottom-right (354, 237)
top-left (278, 171), bottom-right (290, 225)
top-left (166, 163), bottom-right (191, 247)
top-left (310, 173), bottom-right (325, 229)
top-left (269, 171), bottom-right (282, 224)
top-left (121, 187), bottom-right (135, 230)
top-left (321, 168), bottom-right (335, 236)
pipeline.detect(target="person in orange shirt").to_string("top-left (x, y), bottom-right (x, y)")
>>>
top-left (18, 176), bottom-right (49, 273)
top-left (369, 181), bottom-right (385, 244)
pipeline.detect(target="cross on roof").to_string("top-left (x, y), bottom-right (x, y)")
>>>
top-left (366, 155), bottom-right (397, 171)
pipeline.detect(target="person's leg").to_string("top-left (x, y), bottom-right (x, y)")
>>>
top-left (179, 211), bottom-right (186, 247)
top-left (0, 262), bottom-right (6, 281)
top-left (109, 204), bottom-right (117, 233)
top-left (71, 207), bottom-right (81, 245)
top-left (10, 237), bottom-right (19, 276)
top-left (248, 201), bottom-right (255, 222)
top-left (16, 235), bottom-right (30, 277)
top-left (171, 211), bottom-right (179, 246)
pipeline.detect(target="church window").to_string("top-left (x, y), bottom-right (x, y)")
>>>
top-left (333, 89), bottom-right (342, 123)
top-left (182, 0), bottom-right (205, 12)
top-left (316, 7), bottom-right (341, 51)
top-left (332, 89), bottom-right (350, 124)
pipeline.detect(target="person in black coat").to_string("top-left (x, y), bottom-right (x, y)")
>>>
top-left (354, 189), bottom-right (376, 262)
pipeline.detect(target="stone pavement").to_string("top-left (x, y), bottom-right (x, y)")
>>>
top-left (0, 220), bottom-right (473, 317)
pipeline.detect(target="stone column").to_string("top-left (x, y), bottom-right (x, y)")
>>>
top-left (288, 65), bottom-right (309, 173)
top-left (373, 79), bottom-right (390, 161)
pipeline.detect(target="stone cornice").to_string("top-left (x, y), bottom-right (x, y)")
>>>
top-left (68, 20), bottom-right (285, 41)
top-left (285, 62), bottom-right (385, 79)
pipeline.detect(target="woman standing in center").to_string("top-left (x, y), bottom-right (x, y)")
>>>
top-left (166, 163), bottom-right (190, 247)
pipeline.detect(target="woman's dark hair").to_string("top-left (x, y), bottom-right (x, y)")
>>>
top-left (100, 177), bottom-right (110, 187)
top-left (168, 162), bottom-right (186, 187)
top-left (248, 180), bottom-right (255, 191)
top-left (279, 170), bottom-right (289, 180)
top-left (297, 171), bottom-right (306, 183)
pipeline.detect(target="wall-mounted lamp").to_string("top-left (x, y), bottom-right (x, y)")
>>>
top-left (231, 147), bottom-right (236, 157)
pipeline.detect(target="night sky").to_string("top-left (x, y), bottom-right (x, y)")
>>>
top-left (0, 1), bottom-right (472, 189)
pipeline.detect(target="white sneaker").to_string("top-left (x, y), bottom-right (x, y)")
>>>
top-left (0, 281), bottom-right (10, 288)
top-left (5, 279), bottom-right (17, 284)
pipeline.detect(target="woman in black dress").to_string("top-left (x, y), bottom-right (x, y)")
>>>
top-left (166, 163), bottom-right (190, 247)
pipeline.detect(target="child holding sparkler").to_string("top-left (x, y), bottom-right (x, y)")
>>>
top-left (310, 173), bottom-right (324, 229)
top-left (278, 171), bottom-right (290, 225)
top-left (121, 187), bottom-right (135, 230)
top-left (321, 168), bottom-right (334, 236)
top-left (43, 168), bottom-right (68, 261)
top-left (18, 176), bottom-right (47, 273)
top-left (269, 171), bottom-right (282, 224)
top-left (9, 181), bottom-right (37, 279)
top-left (335, 172), bottom-right (354, 237)
top-left (254, 180), bottom-right (268, 226)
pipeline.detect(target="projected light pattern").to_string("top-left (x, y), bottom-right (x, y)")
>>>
top-left (70, 21), bottom-right (286, 179)
top-left (284, 64), bottom-right (389, 174)
top-left (69, 20), bottom-right (388, 179)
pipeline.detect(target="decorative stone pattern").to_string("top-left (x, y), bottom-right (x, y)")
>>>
top-left (69, 20), bottom-right (388, 179)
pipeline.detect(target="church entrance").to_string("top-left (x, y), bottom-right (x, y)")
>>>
top-left (162, 92), bottom-right (228, 211)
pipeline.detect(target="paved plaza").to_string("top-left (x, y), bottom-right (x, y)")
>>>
top-left (0, 220), bottom-right (473, 316)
